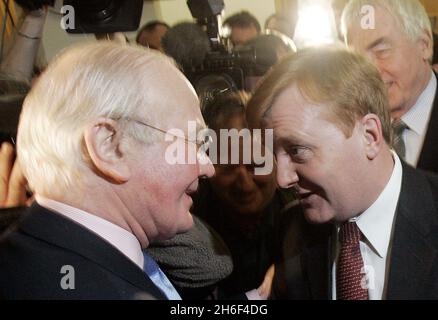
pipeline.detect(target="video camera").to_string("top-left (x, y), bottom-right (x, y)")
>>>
top-left (184, 0), bottom-right (278, 95)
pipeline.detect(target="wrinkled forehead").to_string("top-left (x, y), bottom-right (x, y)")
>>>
top-left (345, 4), bottom-right (402, 41)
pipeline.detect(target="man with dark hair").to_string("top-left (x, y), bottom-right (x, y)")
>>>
top-left (223, 11), bottom-right (261, 46)
top-left (136, 20), bottom-right (169, 52)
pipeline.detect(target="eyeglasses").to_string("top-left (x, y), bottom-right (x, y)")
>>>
top-left (120, 117), bottom-right (213, 154)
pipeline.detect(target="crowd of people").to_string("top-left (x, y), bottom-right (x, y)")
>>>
top-left (1, 0), bottom-right (438, 301)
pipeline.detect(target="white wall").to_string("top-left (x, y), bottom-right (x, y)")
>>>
top-left (42, 0), bottom-right (275, 61)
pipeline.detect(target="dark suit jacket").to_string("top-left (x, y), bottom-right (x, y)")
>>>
top-left (273, 163), bottom-right (438, 300)
top-left (0, 206), bottom-right (27, 236)
top-left (0, 203), bottom-right (165, 299)
top-left (417, 74), bottom-right (438, 174)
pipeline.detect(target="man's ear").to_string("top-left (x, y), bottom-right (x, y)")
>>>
top-left (84, 118), bottom-right (131, 183)
top-left (418, 29), bottom-right (433, 62)
top-left (361, 113), bottom-right (383, 160)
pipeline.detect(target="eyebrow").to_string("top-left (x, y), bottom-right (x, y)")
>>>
top-left (275, 135), bottom-right (310, 149)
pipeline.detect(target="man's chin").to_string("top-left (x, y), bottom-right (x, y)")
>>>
top-left (178, 211), bottom-right (194, 232)
top-left (158, 212), bottom-right (194, 241)
top-left (389, 99), bottom-right (407, 119)
top-left (303, 208), bottom-right (334, 225)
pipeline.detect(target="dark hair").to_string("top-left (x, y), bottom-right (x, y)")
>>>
top-left (223, 11), bottom-right (261, 33)
top-left (202, 90), bottom-right (248, 131)
top-left (136, 20), bottom-right (170, 43)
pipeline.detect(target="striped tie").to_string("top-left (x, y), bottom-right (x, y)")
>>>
top-left (392, 119), bottom-right (408, 160)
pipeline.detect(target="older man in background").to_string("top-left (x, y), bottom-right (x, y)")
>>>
top-left (342, 0), bottom-right (438, 173)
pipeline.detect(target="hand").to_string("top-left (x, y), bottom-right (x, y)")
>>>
top-left (257, 264), bottom-right (275, 300)
top-left (0, 142), bottom-right (29, 208)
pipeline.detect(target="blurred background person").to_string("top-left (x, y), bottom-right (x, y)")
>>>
top-left (0, 3), bottom-right (48, 214)
top-left (136, 20), bottom-right (169, 52)
top-left (223, 11), bottom-right (261, 47)
top-left (264, 13), bottom-right (297, 42)
top-left (192, 90), bottom-right (296, 297)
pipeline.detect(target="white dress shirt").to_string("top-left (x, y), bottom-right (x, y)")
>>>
top-left (332, 152), bottom-right (403, 300)
top-left (401, 71), bottom-right (436, 166)
top-left (35, 195), bottom-right (144, 270)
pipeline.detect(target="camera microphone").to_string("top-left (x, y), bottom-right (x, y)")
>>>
top-left (161, 22), bottom-right (211, 70)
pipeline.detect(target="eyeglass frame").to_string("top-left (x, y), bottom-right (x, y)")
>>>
top-left (116, 117), bottom-right (213, 154)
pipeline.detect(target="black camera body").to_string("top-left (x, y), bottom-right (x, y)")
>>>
top-left (63, 0), bottom-right (143, 34)
top-left (185, 0), bottom-right (274, 93)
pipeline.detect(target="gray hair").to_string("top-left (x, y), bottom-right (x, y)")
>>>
top-left (17, 41), bottom-right (179, 197)
top-left (342, 0), bottom-right (432, 46)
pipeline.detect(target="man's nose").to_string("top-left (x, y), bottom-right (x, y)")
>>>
top-left (276, 155), bottom-right (299, 189)
top-left (197, 152), bottom-right (215, 179)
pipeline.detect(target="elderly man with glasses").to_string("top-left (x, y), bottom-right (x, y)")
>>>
top-left (0, 42), bottom-right (214, 299)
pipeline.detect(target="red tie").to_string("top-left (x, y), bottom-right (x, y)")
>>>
top-left (336, 221), bottom-right (369, 300)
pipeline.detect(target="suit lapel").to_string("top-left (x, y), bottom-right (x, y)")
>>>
top-left (417, 78), bottom-right (438, 173)
top-left (302, 240), bottom-right (331, 299)
top-left (301, 222), bottom-right (333, 299)
top-left (19, 203), bottom-right (166, 299)
top-left (386, 164), bottom-right (438, 299)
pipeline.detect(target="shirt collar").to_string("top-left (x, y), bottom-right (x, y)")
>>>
top-left (353, 152), bottom-right (403, 258)
top-left (35, 195), bottom-right (144, 270)
top-left (401, 71), bottom-right (436, 136)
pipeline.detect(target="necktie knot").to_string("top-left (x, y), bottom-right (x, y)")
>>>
top-left (339, 221), bottom-right (362, 245)
top-left (392, 119), bottom-right (408, 136)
